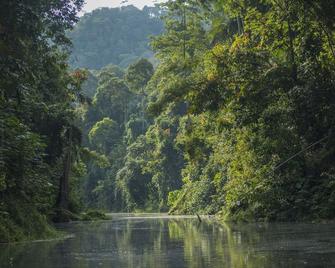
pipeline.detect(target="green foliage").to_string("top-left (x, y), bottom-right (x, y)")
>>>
top-left (148, 0), bottom-right (335, 221)
top-left (0, 202), bottom-right (57, 243)
top-left (0, 0), bottom-right (85, 241)
top-left (88, 117), bottom-right (120, 153)
top-left (125, 58), bottom-right (154, 92)
top-left (3, 0), bottom-right (333, 240)
top-left (92, 77), bottom-right (132, 124)
top-left (76, 0), bottom-right (335, 221)
top-left (81, 209), bottom-right (108, 221)
top-left (78, 54), bottom-right (183, 212)
top-left (69, 5), bottom-right (163, 69)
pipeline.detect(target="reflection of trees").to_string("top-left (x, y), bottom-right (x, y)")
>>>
top-left (221, 222), bottom-right (269, 268)
top-left (168, 219), bottom-right (227, 268)
top-left (1, 219), bottom-right (325, 268)
top-left (0, 237), bottom-right (88, 268)
top-left (168, 219), bottom-right (277, 268)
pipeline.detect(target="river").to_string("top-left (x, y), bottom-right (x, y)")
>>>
top-left (1, 213), bottom-right (335, 267)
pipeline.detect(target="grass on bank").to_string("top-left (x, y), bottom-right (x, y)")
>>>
top-left (0, 206), bottom-right (109, 243)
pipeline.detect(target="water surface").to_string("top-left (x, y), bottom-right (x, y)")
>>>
top-left (1, 213), bottom-right (335, 267)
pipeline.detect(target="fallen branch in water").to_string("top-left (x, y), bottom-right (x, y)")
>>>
top-left (196, 213), bottom-right (202, 222)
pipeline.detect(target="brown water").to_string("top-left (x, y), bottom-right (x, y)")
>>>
top-left (1, 213), bottom-right (335, 267)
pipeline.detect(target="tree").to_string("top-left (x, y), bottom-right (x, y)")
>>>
top-left (149, 0), bottom-right (335, 220)
top-left (0, 0), bottom-right (85, 240)
top-left (89, 117), bottom-right (120, 154)
top-left (69, 5), bottom-right (163, 69)
top-left (125, 58), bottom-right (154, 92)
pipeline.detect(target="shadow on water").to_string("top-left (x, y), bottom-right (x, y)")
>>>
top-left (1, 214), bottom-right (335, 268)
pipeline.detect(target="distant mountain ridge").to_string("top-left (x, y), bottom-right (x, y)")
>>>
top-left (69, 5), bottom-right (163, 70)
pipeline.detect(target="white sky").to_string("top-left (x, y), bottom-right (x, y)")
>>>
top-left (81, 0), bottom-right (163, 14)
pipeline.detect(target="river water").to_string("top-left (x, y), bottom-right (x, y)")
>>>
top-left (1, 213), bottom-right (335, 267)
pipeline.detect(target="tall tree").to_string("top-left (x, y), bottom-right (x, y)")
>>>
top-left (0, 0), bottom-right (84, 240)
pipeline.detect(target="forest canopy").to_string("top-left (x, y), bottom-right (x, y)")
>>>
top-left (1, 0), bottom-right (335, 243)
top-left (69, 5), bottom-right (163, 69)
top-left (78, 0), bottom-right (335, 222)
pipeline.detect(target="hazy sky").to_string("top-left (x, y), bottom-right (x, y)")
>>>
top-left (82, 0), bottom-right (163, 14)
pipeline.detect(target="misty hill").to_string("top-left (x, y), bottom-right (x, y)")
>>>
top-left (69, 5), bottom-right (163, 69)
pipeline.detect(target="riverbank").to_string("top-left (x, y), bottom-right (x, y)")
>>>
top-left (0, 209), bottom-right (110, 243)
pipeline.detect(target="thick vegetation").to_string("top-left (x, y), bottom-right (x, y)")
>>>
top-left (83, 0), bottom-right (334, 221)
top-left (69, 5), bottom-right (163, 69)
top-left (1, 0), bottom-right (335, 243)
top-left (149, 0), bottom-right (335, 221)
top-left (0, 0), bottom-right (87, 242)
top-left (79, 59), bottom-right (184, 212)
top-left (76, 0), bottom-right (335, 221)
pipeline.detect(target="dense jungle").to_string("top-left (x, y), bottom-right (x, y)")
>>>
top-left (1, 0), bottom-right (335, 243)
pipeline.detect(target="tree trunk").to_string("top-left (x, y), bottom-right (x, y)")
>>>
top-left (57, 147), bottom-right (71, 210)
top-left (56, 127), bottom-right (72, 220)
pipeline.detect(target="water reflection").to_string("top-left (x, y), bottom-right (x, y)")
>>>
top-left (1, 214), bottom-right (335, 267)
